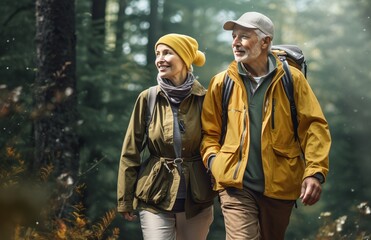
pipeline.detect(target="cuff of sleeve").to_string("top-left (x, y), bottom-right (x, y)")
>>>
top-left (207, 154), bottom-right (216, 170)
top-left (117, 201), bottom-right (133, 213)
top-left (313, 173), bottom-right (325, 184)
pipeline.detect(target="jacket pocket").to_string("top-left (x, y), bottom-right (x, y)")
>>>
top-left (135, 160), bottom-right (170, 204)
top-left (189, 160), bottom-right (218, 203)
top-left (212, 144), bottom-right (240, 186)
top-left (271, 144), bottom-right (304, 195)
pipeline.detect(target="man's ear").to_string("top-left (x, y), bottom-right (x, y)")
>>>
top-left (261, 37), bottom-right (272, 49)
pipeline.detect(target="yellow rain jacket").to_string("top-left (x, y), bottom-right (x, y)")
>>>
top-left (201, 55), bottom-right (331, 200)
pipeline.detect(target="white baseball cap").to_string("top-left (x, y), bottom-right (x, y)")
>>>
top-left (223, 12), bottom-right (274, 39)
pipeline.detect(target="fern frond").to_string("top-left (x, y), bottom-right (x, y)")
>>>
top-left (106, 228), bottom-right (120, 240)
top-left (92, 209), bottom-right (117, 240)
top-left (74, 183), bottom-right (86, 196)
top-left (71, 202), bottom-right (86, 213)
top-left (39, 164), bottom-right (54, 182)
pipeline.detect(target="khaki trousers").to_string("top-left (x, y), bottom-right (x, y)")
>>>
top-left (219, 188), bottom-right (294, 240)
top-left (139, 205), bottom-right (213, 240)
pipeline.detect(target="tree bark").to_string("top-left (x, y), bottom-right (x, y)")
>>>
top-left (89, 0), bottom-right (107, 66)
top-left (34, 0), bottom-right (79, 178)
top-left (146, 0), bottom-right (160, 66)
top-left (114, 0), bottom-right (128, 57)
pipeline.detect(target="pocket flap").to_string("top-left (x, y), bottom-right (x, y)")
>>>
top-left (272, 144), bottom-right (301, 158)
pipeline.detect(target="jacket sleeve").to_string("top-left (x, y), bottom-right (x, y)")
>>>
top-left (117, 90), bottom-right (148, 212)
top-left (200, 72), bottom-right (225, 168)
top-left (293, 68), bottom-right (331, 182)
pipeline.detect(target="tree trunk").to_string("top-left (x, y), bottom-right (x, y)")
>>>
top-left (34, 0), bottom-right (79, 178)
top-left (114, 0), bottom-right (128, 57)
top-left (89, 0), bottom-right (107, 66)
top-left (146, 0), bottom-right (160, 66)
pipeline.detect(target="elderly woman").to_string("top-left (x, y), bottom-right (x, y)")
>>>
top-left (117, 33), bottom-right (215, 240)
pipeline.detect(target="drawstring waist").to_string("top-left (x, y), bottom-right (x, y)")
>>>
top-left (152, 155), bottom-right (202, 162)
top-left (152, 155), bottom-right (202, 173)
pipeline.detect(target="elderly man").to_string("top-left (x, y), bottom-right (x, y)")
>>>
top-left (201, 12), bottom-right (331, 240)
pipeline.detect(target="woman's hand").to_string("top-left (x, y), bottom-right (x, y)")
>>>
top-left (121, 212), bottom-right (138, 221)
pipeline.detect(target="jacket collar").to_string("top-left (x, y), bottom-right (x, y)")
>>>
top-left (227, 53), bottom-right (285, 83)
top-left (236, 53), bottom-right (277, 77)
top-left (190, 79), bottom-right (206, 96)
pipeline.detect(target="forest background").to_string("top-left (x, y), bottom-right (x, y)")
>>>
top-left (1, 0), bottom-right (370, 239)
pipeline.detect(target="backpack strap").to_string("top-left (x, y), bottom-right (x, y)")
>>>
top-left (280, 58), bottom-right (299, 141)
top-left (140, 86), bottom-right (157, 152)
top-left (219, 74), bottom-right (234, 145)
top-left (219, 66), bottom-right (300, 145)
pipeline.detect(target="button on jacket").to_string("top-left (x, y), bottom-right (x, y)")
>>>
top-left (200, 54), bottom-right (331, 200)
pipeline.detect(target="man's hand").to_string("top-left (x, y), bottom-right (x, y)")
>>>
top-left (121, 212), bottom-right (138, 221)
top-left (300, 177), bottom-right (322, 206)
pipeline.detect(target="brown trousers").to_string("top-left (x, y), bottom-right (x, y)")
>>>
top-left (219, 188), bottom-right (295, 240)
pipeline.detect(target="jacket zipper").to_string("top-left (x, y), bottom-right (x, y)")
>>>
top-left (233, 108), bottom-right (247, 179)
top-left (272, 98), bottom-right (275, 129)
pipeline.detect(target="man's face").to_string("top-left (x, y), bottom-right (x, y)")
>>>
top-left (231, 25), bottom-right (262, 64)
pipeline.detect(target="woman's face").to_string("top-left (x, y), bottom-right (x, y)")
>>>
top-left (155, 44), bottom-right (188, 86)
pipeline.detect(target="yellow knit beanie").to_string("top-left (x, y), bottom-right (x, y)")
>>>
top-left (155, 33), bottom-right (206, 69)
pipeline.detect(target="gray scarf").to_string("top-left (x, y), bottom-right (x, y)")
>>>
top-left (157, 73), bottom-right (195, 105)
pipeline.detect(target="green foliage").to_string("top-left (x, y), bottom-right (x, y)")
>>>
top-left (0, 1), bottom-right (36, 157)
top-left (307, 0), bottom-right (371, 215)
top-left (74, 1), bottom-right (151, 222)
top-left (1, 0), bottom-right (371, 239)
top-left (0, 147), bottom-right (120, 240)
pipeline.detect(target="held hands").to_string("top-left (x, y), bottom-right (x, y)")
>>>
top-left (121, 212), bottom-right (138, 221)
top-left (300, 177), bottom-right (322, 206)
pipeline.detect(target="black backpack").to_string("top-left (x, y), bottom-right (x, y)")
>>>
top-left (220, 45), bottom-right (307, 145)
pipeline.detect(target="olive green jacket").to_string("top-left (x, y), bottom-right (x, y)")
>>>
top-left (117, 80), bottom-right (215, 219)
